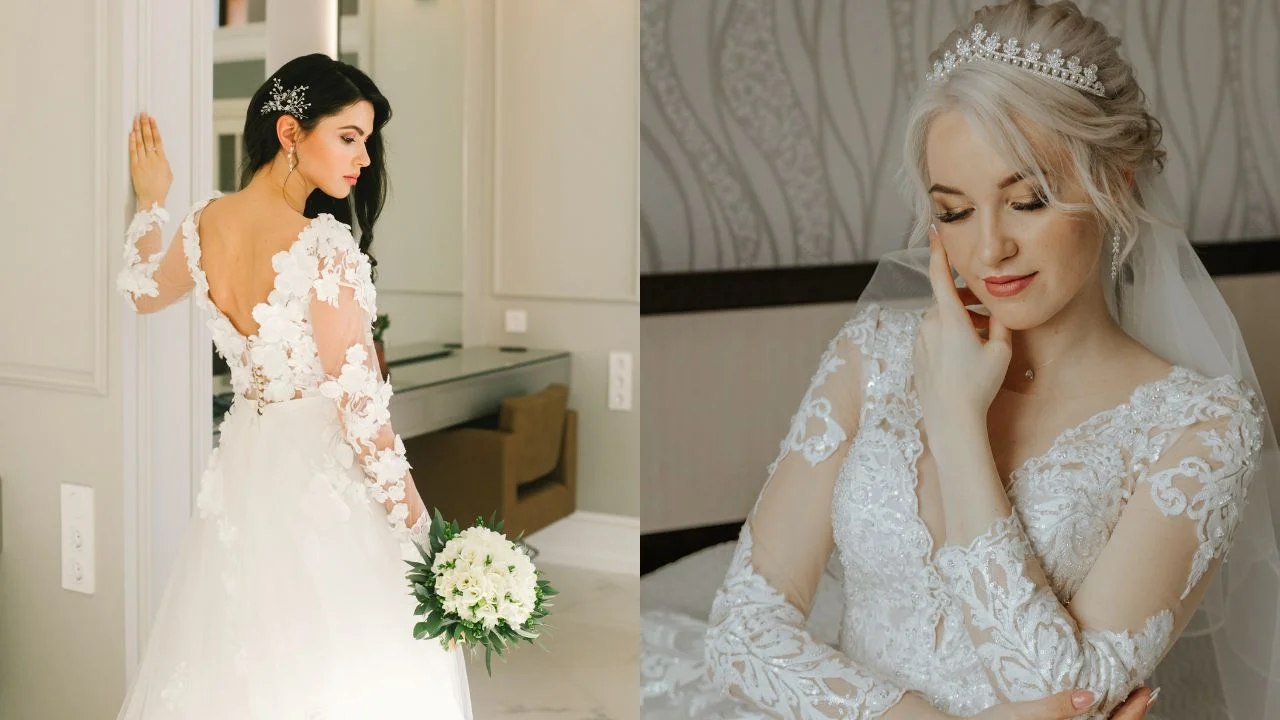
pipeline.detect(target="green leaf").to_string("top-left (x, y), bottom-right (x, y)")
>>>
top-left (422, 612), bottom-right (444, 637)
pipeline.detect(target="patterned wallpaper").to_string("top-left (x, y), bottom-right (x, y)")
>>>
top-left (640, 0), bottom-right (1280, 273)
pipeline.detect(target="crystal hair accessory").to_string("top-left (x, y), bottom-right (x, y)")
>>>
top-left (259, 77), bottom-right (311, 118)
top-left (926, 23), bottom-right (1106, 98)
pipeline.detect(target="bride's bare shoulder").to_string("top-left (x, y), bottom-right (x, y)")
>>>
top-left (1116, 340), bottom-right (1176, 382)
top-left (195, 191), bottom-right (306, 237)
top-left (193, 190), bottom-right (247, 227)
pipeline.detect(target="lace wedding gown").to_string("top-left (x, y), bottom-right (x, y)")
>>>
top-left (641, 303), bottom-right (1264, 719)
top-left (114, 194), bottom-right (472, 719)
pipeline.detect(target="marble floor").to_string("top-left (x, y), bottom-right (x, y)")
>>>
top-left (463, 563), bottom-right (639, 719)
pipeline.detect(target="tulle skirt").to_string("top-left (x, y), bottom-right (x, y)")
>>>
top-left (117, 394), bottom-right (472, 719)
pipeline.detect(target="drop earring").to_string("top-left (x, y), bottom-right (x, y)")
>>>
top-left (1110, 228), bottom-right (1122, 281)
top-left (287, 145), bottom-right (296, 173)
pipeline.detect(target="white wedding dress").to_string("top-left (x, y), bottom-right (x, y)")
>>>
top-left (641, 302), bottom-right (1264, 719)
top-left (115, 194), bottom-right (472, 718)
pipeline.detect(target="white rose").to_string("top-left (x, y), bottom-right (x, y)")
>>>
top-left (475, 603), bottom-right (500, 631)
top-left (501, 601), bottom-right (530, 627)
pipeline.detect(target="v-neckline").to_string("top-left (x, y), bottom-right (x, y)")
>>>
top-left (191, 197), bottom-right (322, 341)
top-left (1000, 364), bottom-right (1185, 492)
top-left (904, 353), bottom-right (1185, 560)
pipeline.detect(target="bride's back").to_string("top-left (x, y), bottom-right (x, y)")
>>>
top-left (196, 191), bottom-right (312, 338)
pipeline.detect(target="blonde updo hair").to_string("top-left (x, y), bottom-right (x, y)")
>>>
top-left (900, 0), bottom-right (1166, 267)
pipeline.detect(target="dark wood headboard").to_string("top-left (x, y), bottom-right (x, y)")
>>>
top-left (642, 237), bottom-right (1280, 315)
top-left (641, 520), bottom-right (744, 576)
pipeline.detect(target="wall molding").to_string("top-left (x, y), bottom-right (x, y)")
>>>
top-left (187, 0), bottom-right (215, 515)
top-left (121, 0), bottom-right (152, 679)
top-left (642, 237), bottom-right (1280, 316)
top-left (525, 511), bottom-right (640, 576)
top-left (120, 0), bottom-right (213, 683)
top-left (379, 288), bottom-right (465, 298)
top-left (459, 0), bottom-right (493, 348)
top-left (0, 3), bottom-right (111, 397)
top-left (489, 0), bottom-right (641, 305)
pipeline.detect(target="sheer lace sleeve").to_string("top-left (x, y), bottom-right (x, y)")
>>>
top-left (308, 222), bottom-right (428, 546)
top-left (704, 304), bottom-right (910, 719)
top-left (933, 381), bottom-right (1265, 718)
top-left (116, 203), bottom-right (195, 313)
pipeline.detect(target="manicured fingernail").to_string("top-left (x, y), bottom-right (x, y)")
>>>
top-left (1072, 691), bottom-right (1095, 709)
top-left (1146, 687), bottom-right (1161, 707)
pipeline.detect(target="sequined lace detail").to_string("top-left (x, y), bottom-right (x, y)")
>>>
top-left (830, 304), bottom-right (1262, 717)
top-left (705, 523), bottom-right (907, 719)
top-left (768, 310), bottom-right (879, 475)
top-left (934, 513), bottom-right (1172, 713)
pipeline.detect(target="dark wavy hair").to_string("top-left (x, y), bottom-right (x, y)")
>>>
top-left (241, 53), bottom-right (392, 270)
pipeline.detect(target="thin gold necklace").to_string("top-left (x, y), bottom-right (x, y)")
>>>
top-left (1022, 354), bottom-right (1063, 381)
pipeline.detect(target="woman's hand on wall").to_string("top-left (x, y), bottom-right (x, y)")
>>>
top-left (129, 112), bottom-right (172, 207)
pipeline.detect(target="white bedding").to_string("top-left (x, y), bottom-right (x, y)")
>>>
top-left (640, 540), bottom-right (845, 647)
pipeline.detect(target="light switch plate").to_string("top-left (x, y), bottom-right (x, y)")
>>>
top-left (505, 309), bottom-right (528, 334)
top-left (608, 351), bottom-right (632, 411)
top-left (60, 483), bottom-right (95, 595)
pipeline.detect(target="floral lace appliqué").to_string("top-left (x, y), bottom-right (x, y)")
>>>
top-left (935, 513), bottom-right (1172, 716)
top-left (705, 523), bottom-right (906, 719)
top-left (769, 308), bottom-right (879, 474)
top-left (116, 202), bottom-right (171, 307)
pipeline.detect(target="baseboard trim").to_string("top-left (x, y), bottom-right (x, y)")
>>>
top-left (523, 511), bottom-right (639, 576)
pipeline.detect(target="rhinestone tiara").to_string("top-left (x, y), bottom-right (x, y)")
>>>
top-left (926, 23), bottom-right (1105, 98)
top-left (259, 77), bottom-right (311, 118)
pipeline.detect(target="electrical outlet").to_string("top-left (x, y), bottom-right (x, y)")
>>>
top-left (608, 351), bottom-right (632, 411)
top-left (505, 309), bottom-right (528, 334)
top-left (60, 483), bottom-right (95, 595)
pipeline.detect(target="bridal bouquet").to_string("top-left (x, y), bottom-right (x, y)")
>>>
top-left (405, 510), bottom-right (557, 675)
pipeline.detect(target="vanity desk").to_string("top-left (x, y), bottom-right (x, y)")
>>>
top-left (212, 344), bottom-right (573, 441)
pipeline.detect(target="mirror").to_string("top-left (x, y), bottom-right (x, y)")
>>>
top-left (211, 0), bottom-right (466, 426)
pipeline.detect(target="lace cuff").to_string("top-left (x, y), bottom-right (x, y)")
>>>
top-left (408, 508), bottom-right (430, 548)
top-left (934, 514), bottom-right (1171, 717)
top-left (705, 525), bottom-right (906, 719)
top-left (116, 203), bottom-right (171, 306)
